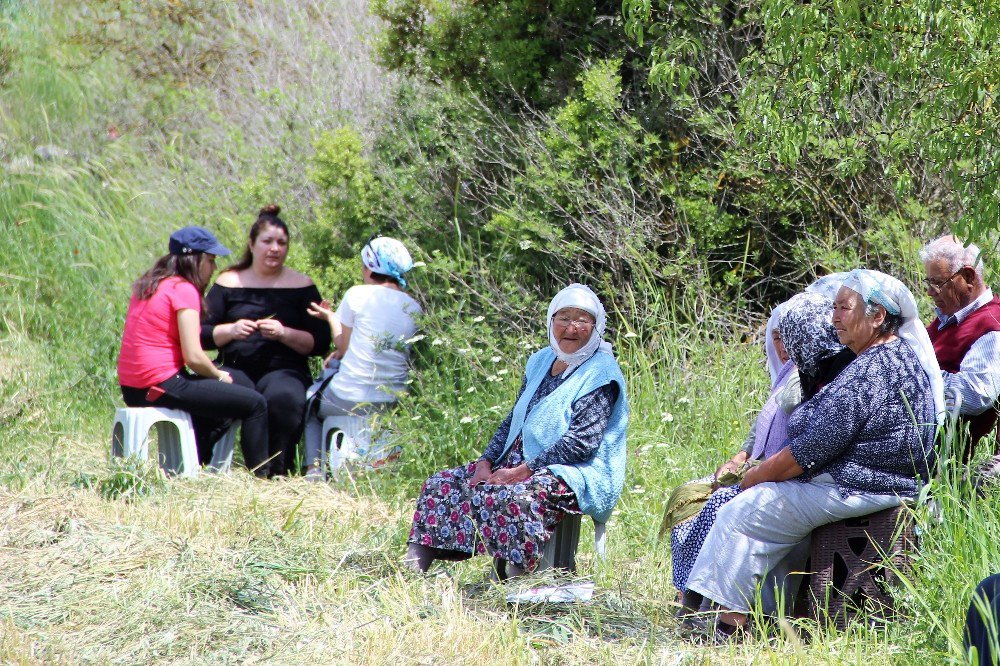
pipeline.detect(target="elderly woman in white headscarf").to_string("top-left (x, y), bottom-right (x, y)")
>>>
top-left (404, 284), bottom-right (630, 576)
top-left (684, 269), bottom-right (943, 640)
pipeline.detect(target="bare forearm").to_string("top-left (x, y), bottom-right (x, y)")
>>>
top-left (740, 447), bottom-right (803, 489)
top-left (280, 328), bottom-right (315, 355)
top-left (212, 323), bottom-right (236, 347)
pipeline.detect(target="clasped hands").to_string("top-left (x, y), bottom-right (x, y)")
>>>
top-left (469, 460), bottom-right (532, 486)
top-left (229, 317), bottom-right (286, 341)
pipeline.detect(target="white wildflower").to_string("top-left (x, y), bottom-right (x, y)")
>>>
top-left (661, 412), bottom-right (674, 423)
top-left (460, 416), bottom-right (474, 424)
top-left (473, 315), bottom-right (485, 323)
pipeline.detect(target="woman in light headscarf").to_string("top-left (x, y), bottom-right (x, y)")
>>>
top-left (404, 284), bottom-right (630, 576)
top-left (303, 236), bottom-right (422, 478)
top-left (684, 269), bottom-right (941, 641)
top-left (668, 291), bottom-right (854, 613)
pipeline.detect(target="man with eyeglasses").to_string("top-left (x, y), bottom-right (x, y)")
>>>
top-left (920, 235), bottom-right (1000, 468)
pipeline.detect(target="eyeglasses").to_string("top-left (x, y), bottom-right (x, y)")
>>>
top-left (923, 267), bottom-right (966, 295)
top-left (552, 315), bottom-right (595, 330)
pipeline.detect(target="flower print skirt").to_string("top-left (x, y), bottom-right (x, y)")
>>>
top-left (408, 440), bottom-right (581, 571)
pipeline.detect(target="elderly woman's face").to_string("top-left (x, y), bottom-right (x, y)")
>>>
top-left (552, 307), bottom-right (596, 354)
top-left (771, 329), bottom-right (790, 365)
top-left (832, 287), bottom-right (883, 353)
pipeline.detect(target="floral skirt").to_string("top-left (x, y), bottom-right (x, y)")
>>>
top-left (670, 483), bottom-right (743, 591)
top-left (408, 441), bottom-right (580, 571)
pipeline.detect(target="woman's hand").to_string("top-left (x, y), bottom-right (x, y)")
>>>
top-left (217, 370), bottom-right (233, 384)
top-left (324, 349), bottom-right (344, 367)
top-left (228, 319), bottom-right (258, 340)
top-left (486, 463), bottom-right (532, 485)
top-left (257, 317), bottom-right (286, 341)
top-left (470, 460), bottom-right (492, 486)
top-left (307, 300), bottom-right (334, 322)
top-left (714, 460), bottom-right (741, 482)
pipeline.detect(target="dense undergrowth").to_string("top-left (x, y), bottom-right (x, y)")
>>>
top-left (0, 0), bottom-right (998, 663)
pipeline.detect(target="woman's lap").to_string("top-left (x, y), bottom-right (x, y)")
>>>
top-left (670, 485), bottom-right (742, 591)
top-left (409, 453), bottom-right (580, 570)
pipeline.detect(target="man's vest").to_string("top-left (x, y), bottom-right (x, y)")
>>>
top-left (927, 296), bottom-right (1000, 445)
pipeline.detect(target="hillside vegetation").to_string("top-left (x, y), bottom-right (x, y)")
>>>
top-left (1, 0), bottom-right (998, 663)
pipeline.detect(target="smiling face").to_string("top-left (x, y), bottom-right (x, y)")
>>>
top-left (552, 307), bottom-right (596, 355)
top-left (249, 223), bottom-right (289, 273)
top-left (832, 286), bottom-right (884, 354)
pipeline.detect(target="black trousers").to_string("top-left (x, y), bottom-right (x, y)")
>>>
top-left (225, 367), bottom-right (310, 476)
top-left (966, 574), bottom-right (1000, 666)
top-left (121, 371), bottom-right (270, 477)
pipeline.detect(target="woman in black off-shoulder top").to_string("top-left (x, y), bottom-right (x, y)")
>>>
top-left (201, 205), bottom-right (330, 477)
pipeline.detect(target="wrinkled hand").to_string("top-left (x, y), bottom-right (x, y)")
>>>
top-left (228, 319), bottom-right (258, 340)
top-left (486, 463), bottom-right (532, 486)
top-left (307, 300), bottom-right (334, 322)
top-left (715, 460), bottom-right (739, 481)
top-left (470, 460), bottom-right (492, 486)
top-left (257, 318), bottom-right (286, 341)
top-left (712, 460), bottom-right (740, 490)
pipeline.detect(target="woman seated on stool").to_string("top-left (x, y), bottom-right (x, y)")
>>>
top-left (670, 290), bottom-right (854, 614)
top-left (683, 269), bottom-right (943, 641)
top-left (200, 205), bottom-right (331, 477)
top-left (404, 284), bottom-right (629, 577)
top-left (302, 236), bottom-right (421, 478)
top-left (117, 227), bottom-right (269, 475)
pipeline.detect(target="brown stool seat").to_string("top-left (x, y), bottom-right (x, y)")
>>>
top-left (807, 505), bottom-right (917, 629)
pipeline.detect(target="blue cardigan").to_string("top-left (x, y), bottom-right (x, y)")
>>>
top-left (497, 348), bottom-right (629, 523)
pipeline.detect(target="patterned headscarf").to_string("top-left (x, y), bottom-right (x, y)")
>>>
top-left (778, 292), bottom-right (844, 377)
top-left (841, 268), bottom-right (945, 421)
top-left (546, 283), bottom-right (614, 378)
top-left (361, 237), bottom-right (414, 289)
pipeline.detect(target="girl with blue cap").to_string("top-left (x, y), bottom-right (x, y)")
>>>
top-left (117, 227), bottom-right (270, 475)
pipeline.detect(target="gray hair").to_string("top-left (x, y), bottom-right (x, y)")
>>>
top-left (863, 300), bottom-right (904, 335)
top-left (919, 234), bottom-right (984, 279)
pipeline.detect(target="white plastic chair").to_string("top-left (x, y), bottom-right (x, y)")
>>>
top-left (111, 407), bottom-right (199, 477)
top-left (111, 407), bottom-right (239, 477)
top-left (319, 413), bottom-right (400, 479)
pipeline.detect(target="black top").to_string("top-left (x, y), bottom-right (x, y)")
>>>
top-left (200, 284), bottom-right (331, 379)
top-left (800, 347), bottom-right (856, 401)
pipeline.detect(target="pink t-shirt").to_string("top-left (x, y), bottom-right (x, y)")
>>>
top-left (117, 276), bottom-right (201, 388)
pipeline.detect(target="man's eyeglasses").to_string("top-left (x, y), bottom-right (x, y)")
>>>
top-left (923, 267), bottom-right (966, 295)
top-left (552, 316), bottom-right (595, 330)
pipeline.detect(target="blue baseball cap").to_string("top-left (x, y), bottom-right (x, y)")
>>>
top-left (168, 226), bottom-right (231, 256)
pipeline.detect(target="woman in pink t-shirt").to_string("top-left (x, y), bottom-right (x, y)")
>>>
top-left (117, 227), bottom-right (270, 477)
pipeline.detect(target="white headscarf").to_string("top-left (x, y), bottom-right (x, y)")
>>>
top-left (764, 300), bottom-right (791, 386)
top-left (547, 283), bottom-right (614, 378)
top-left (841, 269), bottom-right (945, 422)
top-left (805, 272), bottom-right (849, 302)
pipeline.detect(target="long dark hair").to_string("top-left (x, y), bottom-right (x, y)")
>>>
top-left (132, 252), bottom-right (208, 301)
top-left (228, 203), bottom-right (290, 272)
